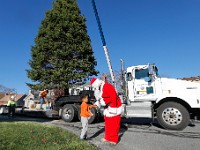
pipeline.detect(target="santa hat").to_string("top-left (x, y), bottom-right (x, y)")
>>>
top-left (90, 78), bottom-right (102, 88)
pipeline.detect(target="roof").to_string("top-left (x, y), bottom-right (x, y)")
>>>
top-left (127, 65), bottom-right (149, 72)
top-left (182, 76), bottom-right (200, 82)
top-left (0, 92), bottom-right (5, 99)
top-left (0, 94), bottom-right (25, 105)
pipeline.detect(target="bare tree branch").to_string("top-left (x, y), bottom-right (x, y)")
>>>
top-left (101, 71), bottom-right (124, 94)
top-left (0, 84), bottom-right (16, 94)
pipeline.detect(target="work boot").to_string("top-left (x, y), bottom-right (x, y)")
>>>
top-left (108, 141), bottom-right (117, 145)
top-left (101, 138), bottom-right (117, 145)
top-left (101, 138), bottom-right (108, 142)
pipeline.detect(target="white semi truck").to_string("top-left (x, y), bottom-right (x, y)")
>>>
top-left (120, 63), bottom-right (200, 130)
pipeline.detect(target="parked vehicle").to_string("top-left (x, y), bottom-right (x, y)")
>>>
top-left (53, 90), bottom-right (101, 124)
top-left (120, 64), bottom-right (200, 130)
top-left (0, 89), bottom-right (101, 124)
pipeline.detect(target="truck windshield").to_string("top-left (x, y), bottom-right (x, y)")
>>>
top-left (135, 69), bottom-right (149, 79)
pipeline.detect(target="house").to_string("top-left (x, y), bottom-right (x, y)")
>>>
top-left (0, 92), bottom-right (5, 99)
top-left (23, 90), bottom-right (35, 108)
top-left (23, 90), bottom-right (55, 108)
top-left (69, 82), bottom-right (93, 95)
top-left (0, 94), bottom-right (27, 107)
top-left (182, 76), bottom-right (200, 84)
top-left (23, 83), bottom-right (93, 108)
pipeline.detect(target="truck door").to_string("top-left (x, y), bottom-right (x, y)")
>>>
top-left (133, 68), bottom-right (156, 101)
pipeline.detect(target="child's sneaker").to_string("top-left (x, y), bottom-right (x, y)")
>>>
top-left (80, 138), bottom-right (85, 141)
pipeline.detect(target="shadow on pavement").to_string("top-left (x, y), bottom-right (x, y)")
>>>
top-left (122, 117), bottom-right (162, 128)
top-left (0, 114), bottom-right (55, 123)
top-left (89, 120), bottom-right (128, 142)
top-left (121, 117), bottom-right (200, 139)
top-left (118, 123), bottom-right (128, 142)
top-left (89, 127), bottom-right (105, 139)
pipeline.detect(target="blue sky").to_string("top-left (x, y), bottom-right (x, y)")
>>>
top-left (0, 0), bottom-right (199, 94)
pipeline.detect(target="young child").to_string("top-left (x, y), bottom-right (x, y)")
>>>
top-left (80, 94), bottom-right (96, 140)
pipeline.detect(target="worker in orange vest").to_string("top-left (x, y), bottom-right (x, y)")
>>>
top-left (39, 89), bottom-right (49, 110)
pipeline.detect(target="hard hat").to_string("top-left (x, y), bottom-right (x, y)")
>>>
top-left (10, 95), bottom-right (15, 99)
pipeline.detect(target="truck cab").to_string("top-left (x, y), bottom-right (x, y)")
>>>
top-left (126, 64), bottom-right (158, 102)
top-left (124, 64), bottom-right (200, 130)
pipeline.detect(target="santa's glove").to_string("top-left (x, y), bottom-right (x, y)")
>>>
top-left (99, 98), bottom-right (106, 106)
top-left (94, 100), bottom-right (100, 108)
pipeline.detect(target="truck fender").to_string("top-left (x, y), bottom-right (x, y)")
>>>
top-left (155, 96), bottom-right (192, 111)
top-left (156, 94), bottom-right (200, 108)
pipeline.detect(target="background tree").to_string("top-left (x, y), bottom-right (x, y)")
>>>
top-left (102, 71), bottom-right (125, 95)
top-left (27, 0), bottom-right (98, 91)
top-left (0, 84), bottom-right (16, 94)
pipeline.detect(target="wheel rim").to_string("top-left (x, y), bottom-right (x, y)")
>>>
top-left (63, 108), bottom-right (72, 119)
top-left (162, 107), bottom-right (182, 126)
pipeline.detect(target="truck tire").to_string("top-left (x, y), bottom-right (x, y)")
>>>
top-left (72, 104), bottom-right (80, 121)
top-left (157, 102), bottom-right (190, 130)
top-left (61, 104), bottom-right (77, 122)
top-left (88, 108), bottom-right (98, 124)
top-left (76, 105), bottom-right (81, 121)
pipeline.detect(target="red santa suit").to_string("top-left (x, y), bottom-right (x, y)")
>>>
top-left (90, 78), bottom-right (122, 144)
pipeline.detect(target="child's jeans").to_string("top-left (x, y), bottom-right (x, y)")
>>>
top-left (80, 117), bottom-right (89, 139)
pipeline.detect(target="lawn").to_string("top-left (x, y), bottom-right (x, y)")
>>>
top-left (0, 121), bottom-right (99, 150)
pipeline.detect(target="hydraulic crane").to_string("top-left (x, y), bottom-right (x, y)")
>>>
top-left (91, 0), bottom-right (116, 87)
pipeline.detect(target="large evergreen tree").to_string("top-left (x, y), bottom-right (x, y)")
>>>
top-left (27, 0), bottom-right (98, 90)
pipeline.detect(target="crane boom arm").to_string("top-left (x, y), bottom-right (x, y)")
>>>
top-left (91, 0), bottom-right (115, 86)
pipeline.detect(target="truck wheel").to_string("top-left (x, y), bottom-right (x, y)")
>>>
top-left (61, 104), bottom-right (76, 122)
top-left (77, 106), bottom-right (98, 124)
top-left (72, 104), bottom-right (80, 121)
top-left (76, 105), bottom-right (81, 121)
top-left (88, 108), bottom-right (98, 124)
top-left (157, 102), bottom-right (190, 130)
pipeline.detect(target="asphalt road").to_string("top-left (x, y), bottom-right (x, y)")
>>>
top-left (1, 115), bottom-right (200, 150)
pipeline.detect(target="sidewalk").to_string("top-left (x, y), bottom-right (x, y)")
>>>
top-left (46, 119), bottom-right (128, 150)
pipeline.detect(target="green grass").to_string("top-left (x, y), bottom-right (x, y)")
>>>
top-left (0, 121), bottom-right (99, 150)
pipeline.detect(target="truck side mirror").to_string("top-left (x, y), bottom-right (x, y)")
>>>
top-left (144, 77), bottom-right (151, 82)
top-left (126, 72), bottom-right (133, 81)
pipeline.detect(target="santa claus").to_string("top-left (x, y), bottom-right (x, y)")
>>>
top-left (90, 77), bottom-right (122, 144)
